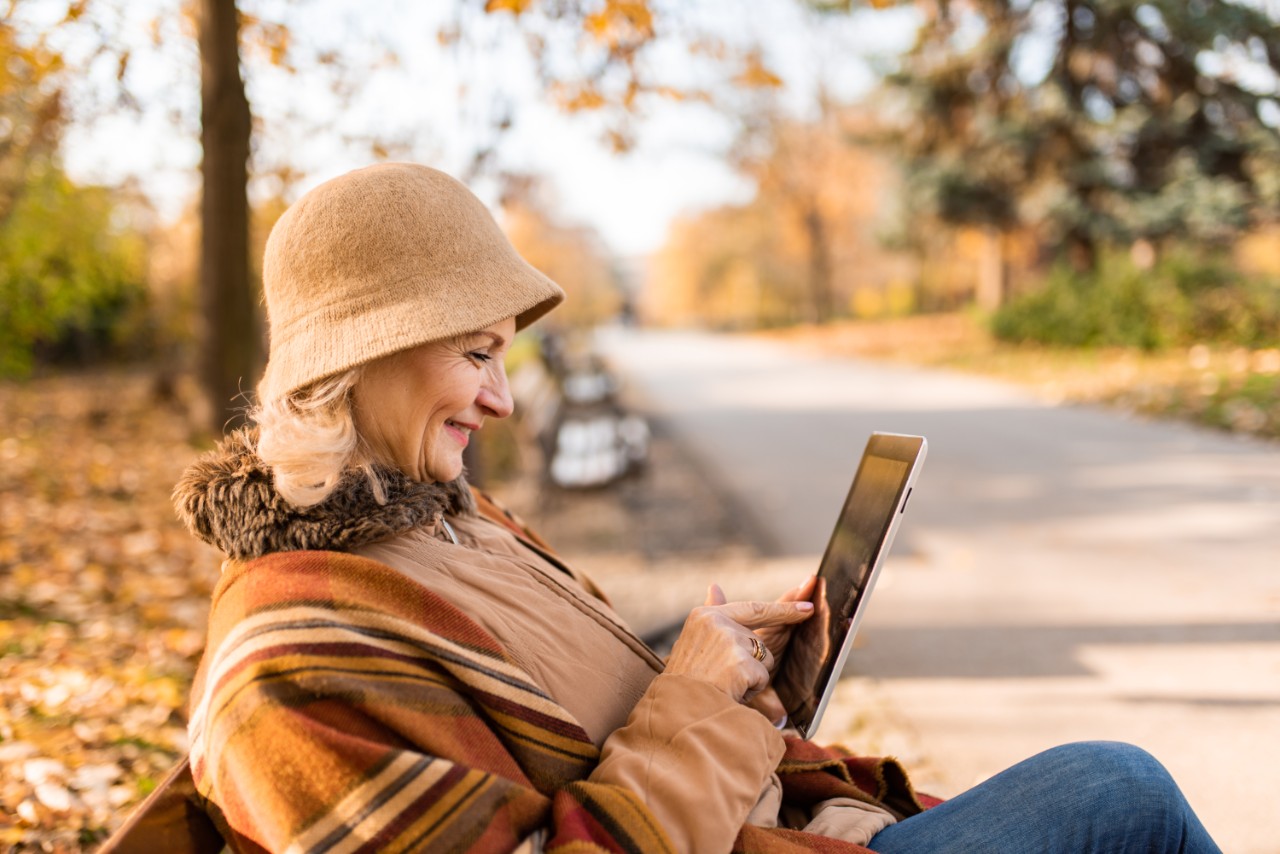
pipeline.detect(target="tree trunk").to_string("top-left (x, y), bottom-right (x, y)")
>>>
top-left (198, 0), bottom-right (257, 435)
top-left (976, 225), bottom-right (1007, 311)
top-left (1066, 231), bottom-right (1097, 274)
top-left (804, 203), bottom-right (833, 324)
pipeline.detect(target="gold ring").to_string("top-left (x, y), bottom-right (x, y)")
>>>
top-left (750, 637), bottom-right (767, 663)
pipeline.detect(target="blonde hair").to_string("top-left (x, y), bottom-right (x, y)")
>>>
top-left (252, 368), bottom-right (386, 508)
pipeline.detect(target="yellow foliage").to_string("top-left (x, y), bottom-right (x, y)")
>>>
top-left (952, 227), bottom-right (989, 259)
top-left (647, 107), bottom-right (936, 328)
top-left (734, 52), bottom-right (784, 89)
top-left (851, 288), bottom-right (884, 318)
top-left (501, 190), bottom-right (620, 329)
top-left (886, 280), bottom-right (917, 315)
top-left (553, 82), bottom-right (607, 112)
top-left (485, 0), bottom-right (535, 15)
top-left (652, 84), bottom-right (707, 103)
top-left (846, 281), bottom-right (919, 320)
top-left (584, 0), bottom-right (655, 48)
top-left (267, 31), bottom-right (289, 67)
top-left (605, 127), bottom-right (634, 153)
top-left (1235, 226), bottom-right (1280, 277)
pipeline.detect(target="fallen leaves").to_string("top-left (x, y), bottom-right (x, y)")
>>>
top-left (0, 368), bottom-right (222, 851)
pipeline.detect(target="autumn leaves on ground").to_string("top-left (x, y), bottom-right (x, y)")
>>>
top-left (0, 372), bottom-right (221, 851)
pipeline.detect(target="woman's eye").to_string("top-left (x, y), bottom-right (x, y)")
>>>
top-left (468, 351), bottom-right (493, 363)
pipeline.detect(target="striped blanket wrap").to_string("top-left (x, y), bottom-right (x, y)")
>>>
top-left (189, 548), bottom-right (938, 853)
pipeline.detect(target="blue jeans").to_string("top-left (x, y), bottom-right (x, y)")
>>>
top-left (867, 742), bottom-right (1221, 853)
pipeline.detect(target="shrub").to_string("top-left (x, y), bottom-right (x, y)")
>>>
top-left (992, 250), bottom-right (1280, 350)
top-left (0, 167), bottom-right (151, 376)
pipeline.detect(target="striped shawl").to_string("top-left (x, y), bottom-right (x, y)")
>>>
top-left (188, 547), bottom-right (937, 853)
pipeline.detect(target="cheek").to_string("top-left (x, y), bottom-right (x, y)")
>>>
top-left (436, 367), bottom-right (482, 413)
top-left (364, 385), bottom-right (433, 450)
top-left (368, 357), bottom-right (477, 447)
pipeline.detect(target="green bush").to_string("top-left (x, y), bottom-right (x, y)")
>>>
top-left (0, 167), bottom-right (151, 376)
top-left (992, 250), bottom-right (1280, 350)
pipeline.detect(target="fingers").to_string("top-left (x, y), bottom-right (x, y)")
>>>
top-left (747, 686), bottom-right (787, 725)
top-left (745, 634), bottom-right (775, 672)
top-left (741, 637), bottom-right (772, 697)
top-left (717, 598), bottom-right (813, 629)
top-left (775, 575), bottom-right (818, 605)
top-left (669, 584), bottom-right (807, 710)
top-left (667, 613), bottom-right (774, 706)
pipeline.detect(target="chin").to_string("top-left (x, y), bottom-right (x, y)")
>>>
top-left (427, 461), bottom-right (464, 484)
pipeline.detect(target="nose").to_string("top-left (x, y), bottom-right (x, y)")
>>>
top-left (477, 364), bottom-right (514, 419)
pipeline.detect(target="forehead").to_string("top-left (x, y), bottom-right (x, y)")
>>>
top-left (458, 317), bottom-right (516, 342)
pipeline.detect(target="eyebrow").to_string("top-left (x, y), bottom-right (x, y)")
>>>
top-left (464, 331), bottom-right (506, 349)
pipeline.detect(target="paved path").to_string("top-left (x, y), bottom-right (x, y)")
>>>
top-left (598, 326), bottom-right (1280, 853)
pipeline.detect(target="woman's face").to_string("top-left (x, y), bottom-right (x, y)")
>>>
top-left (353, 317), bottom-right (516, 484)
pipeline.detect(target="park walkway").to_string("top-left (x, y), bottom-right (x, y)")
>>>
top-left (597, 325), bottom-right (1280, 854)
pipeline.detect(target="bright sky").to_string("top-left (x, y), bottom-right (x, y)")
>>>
top-left (49, 0), bottom-right (920, 258)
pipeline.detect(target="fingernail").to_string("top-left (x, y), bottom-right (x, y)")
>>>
top-left (795, 601), bottom-right (814, 612)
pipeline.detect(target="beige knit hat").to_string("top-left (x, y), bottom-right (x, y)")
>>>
top-left (258, 162), bottom-right (565, 403)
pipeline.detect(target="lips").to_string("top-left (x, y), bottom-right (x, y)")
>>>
top-left (444, 420), bottom-right (476, 445)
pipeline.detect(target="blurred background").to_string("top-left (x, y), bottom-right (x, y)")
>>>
top-left (1, 0), bottom-right (1278, 850)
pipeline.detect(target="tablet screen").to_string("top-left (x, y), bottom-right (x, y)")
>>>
top-left (773, 434), bottom-right (925, 738)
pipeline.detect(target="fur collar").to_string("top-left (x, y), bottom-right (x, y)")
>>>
top-left (173, 427), bottom-right (476, 560)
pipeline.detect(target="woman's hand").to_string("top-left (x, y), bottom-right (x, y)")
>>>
top-left (754, 575), bottom-right (818, 673)
top-left (664, 584), bottom-right (813, 718)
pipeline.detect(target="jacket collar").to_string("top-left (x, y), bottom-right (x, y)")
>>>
top-left (173, 427), bottom-right (476, 560)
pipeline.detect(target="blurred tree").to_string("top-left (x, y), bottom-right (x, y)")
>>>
top-left (734, 98), bottom-right (910, 323)
top-left (734, 89), bottom-right (838, 324)
top-left (499, 174), bottom-right (621, 329)
top-left (649, 105), bottom-right (915, 328)
top-left (24, 0), bottom-right (798, 425)
top-left (0, 7), bottom-right (150, 376)
top-left (0, 166), bottom-right (149, 375)
top-left (28, 0), bottom-right (757, 432)
top-left (0, 11), bottom-right (64, 224)
top-left (647, 203), bottom-right (792, 328)
top-left (878, 0), bottom-right (1280, 294)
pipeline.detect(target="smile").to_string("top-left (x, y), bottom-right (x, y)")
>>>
top-left (445, 420), bottom-right (475, 445)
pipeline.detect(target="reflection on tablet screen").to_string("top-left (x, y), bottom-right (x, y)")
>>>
top-left (775, 453), bottom-right (912, 732)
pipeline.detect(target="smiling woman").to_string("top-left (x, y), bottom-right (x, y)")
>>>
top-left (169, 163), bottom-right (887, 852)
top-left (154, 162), bottom-right (1222, 854)
top-left (353, 318), bottom-right (517, 484)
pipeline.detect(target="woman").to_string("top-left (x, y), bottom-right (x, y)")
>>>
top-left (176, 163), bottom-right (1220, 853)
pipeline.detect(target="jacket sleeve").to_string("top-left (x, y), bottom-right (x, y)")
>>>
top-left (590, 673), bottom-right (786, 854)
top-left (189, 600), bottom-right (678, 853)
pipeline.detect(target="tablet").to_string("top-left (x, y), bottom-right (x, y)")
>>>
top-left (773, 432), bottom-right (927, 739)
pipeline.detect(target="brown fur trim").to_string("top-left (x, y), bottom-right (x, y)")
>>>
top-left (172, 427), bottom-right (476, 560)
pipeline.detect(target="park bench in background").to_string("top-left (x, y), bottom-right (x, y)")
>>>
top-left (97, 757), bottom-right (223, 854)
top-left (515, 332), bottom-right (649, 490)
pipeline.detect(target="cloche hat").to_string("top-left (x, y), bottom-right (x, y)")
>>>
top-left (258, 162), bottom-right (565, 403)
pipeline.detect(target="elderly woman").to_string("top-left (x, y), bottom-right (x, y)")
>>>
top-left (175, 163), bottom-right (1220, 853)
